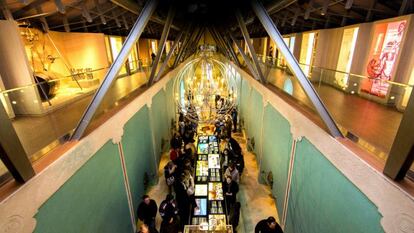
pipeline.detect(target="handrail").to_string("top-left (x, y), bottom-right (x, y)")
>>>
top-left (255, 54), bottom-right (414, 88)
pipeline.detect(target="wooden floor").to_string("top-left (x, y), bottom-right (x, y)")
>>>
top-left (4, 66), bottom-right (406, 172)
top-left (266, 68), bottom-right (404, 160)
top-left (10, 71), bottom-right (149, 159)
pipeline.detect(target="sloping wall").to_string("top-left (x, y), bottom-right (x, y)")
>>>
top-left (34, 141), bottom-right (132, 233)
top-left (235, 63), bottom-right (414, 233)
top-left (0, 60), bottom-right (183, 233)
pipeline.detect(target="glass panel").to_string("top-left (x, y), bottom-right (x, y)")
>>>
top-left (0, 158), bottom-right (12, 186)
top-left (244, 20), bottom-right (411, 165)
top-left (109, 36), bottom-right (128, 76)
top-left (0, 68), bottom-right (106, 160)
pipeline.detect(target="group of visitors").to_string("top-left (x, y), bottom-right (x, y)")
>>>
top-left (136, 108), bottom-right (283, 233)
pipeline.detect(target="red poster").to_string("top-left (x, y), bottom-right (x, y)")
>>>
top-left (362, 20), bottom-right (406, 97)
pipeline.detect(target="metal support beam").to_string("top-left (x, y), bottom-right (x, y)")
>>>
top-left (399, 0), bottom-right (408, 15)
top-left (63, 16), bottom-right (70, 32)
top-left (304, 0), bottom-right (314, 20)
top-left (251, 0), bottom-right (343, 138)
top-left (82, 3), bottom-right (93, 23)
top-left (229, 33), bottom-right (260, 81)
top-left (110, 0), bottom-right (180, 31)
top-left (345, 0), bottom-right (353, 9)
top-left (113, 10), bottom-right (122, 28)
top-left (95, 0), bottom-right (107, 25)
top-left (209, 28), bottom-right (231, 60)
top-left (71, 0), bottom-right (158, 140)
top-left (148, 6), bottom-right (175, 86)
top-left (365, 0), bottom-right (377, 21)
top-left (0, 0), bottom-right (13, 20)
top-left (173, 26), bottom-right (195, 67)
top-left (215, 29), bottom-right (242, 67)
top-left (384, 89), bottom-right (414, 180)
top-left (122, 14), bottom-right (129, 29)
top-left (222, 34), bottom-right (242, 67)
top-left (54, 0), bottom-right (65, 14)
top-left (0, 101), bottom-right (35, 183)
top-left (235, 10), bottom-right (266, 84)
top-left (154, 31), bottom-right (183, 82)
top-left (183, 28), bottom-right (204, 60)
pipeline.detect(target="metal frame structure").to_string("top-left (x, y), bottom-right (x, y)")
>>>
top-left (220, 32), bottom-right (242, 67)
top-left (173, 25), bottom-right (193, 68)
top-left (384, 89), bottom-right (414, 180)
top-left (153, 31), bottom-right (184, 82)
top-left (147, 5), bottom-right (175, 86)
top-left (235, 10), bottom-right (267, 84)
top-left (251, 0), bottom-right (342, 138)
top-left (71, 0), bottom-right (158, 140)
top-left (0, 101), bottom-right (35, 182)
top-left (229, 33), bottom-right (259, 81)
top-left (182, 27), bottom-right (204, 60)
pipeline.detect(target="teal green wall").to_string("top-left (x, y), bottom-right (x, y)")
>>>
top-left (34, 80), bottom-right (175, 232)
top-left (261, 105), bottom-right (292, 218)
top-left (238, 74), bottom-right (384, 233)
top-left (285, 138), bottom-right (384, 233)
top-left (34, 141), bottom-right (133, 233)
top-left (151, 90), bottom-right (169, 163)
top-left (122, 106), bottom-right (157, 212)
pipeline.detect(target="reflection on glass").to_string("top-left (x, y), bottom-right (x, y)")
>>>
top-left (0, 158), bottom-right (12, 186)
top-left (109, 36), bottom-right (127, 75)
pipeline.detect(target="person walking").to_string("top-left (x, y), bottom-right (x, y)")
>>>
top-left (137, 195), bottom-right (158, 231)
top-left (255, 216), bottom-right (283, 233)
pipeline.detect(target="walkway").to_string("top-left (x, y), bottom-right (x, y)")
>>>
top-left (266, 67), bottom-right (403, 157)
top-left (146, 131), bottom-right (279, 232)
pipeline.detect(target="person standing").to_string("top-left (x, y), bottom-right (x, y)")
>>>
top-left (255, 217), bottom-right (283, 233)
top-left (137, 195), bottom-right (158, 231)
top-left (159, 194), bottom-right (179, 221)
top-left (160, 216), bottom-right (181, 233)
top-left (224, 163), bottom-right (240, 184)
top-left (223, 176), bottom-right (239, 211)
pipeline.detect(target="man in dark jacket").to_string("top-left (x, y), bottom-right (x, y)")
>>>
top-left (137, 195), bottom-right (158, 230)
top-left (223, 176), bottom-right (239, 211)
top-left (255, 217), bottom-right (283, 233)
top-left (159, 194), bottom-right (179, 221)
top-left (160, 216), bottom-right (181, 233)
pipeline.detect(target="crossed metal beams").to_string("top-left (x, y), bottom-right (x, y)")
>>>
top-left (71, 0), bottom-right (158, 140)
top-left (147, 5), bottom-right (175, 86)
top-left (251, 0), bottom-right (342, 138)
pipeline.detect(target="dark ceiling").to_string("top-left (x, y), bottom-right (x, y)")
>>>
top-left (1, 0), bottom-right (413, 39)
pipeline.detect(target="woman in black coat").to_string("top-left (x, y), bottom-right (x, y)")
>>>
top-left (223, 175), bottom-right (239, 211)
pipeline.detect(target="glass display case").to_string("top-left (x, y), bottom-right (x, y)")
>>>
top-left (208, 215), bottom-right (227, 231)
top-left (191, 134), bottom-right (228, 231)
top-left (198, 143), bottom-right (209, 154)
top-left (208, 154), bottom-right (220, 169)
top-left (194, 198), bottom-right (207, 216)
top-left (195, 184), bottom-right (208, 196)
top-left (208, 182), bottom-right (224, 200)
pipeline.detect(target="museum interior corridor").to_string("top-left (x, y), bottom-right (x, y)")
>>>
top-left (0, 0), bottom-right (414, 233)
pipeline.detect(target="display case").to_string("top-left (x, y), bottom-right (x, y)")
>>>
top-left (191, 135), bottom-right (228, 230)
top-left (208, 182), bottom-right (224, 201)
top-left (195, 184), bottom-right (208, 196)
top-left (198, 143), bottom-right (209, 154)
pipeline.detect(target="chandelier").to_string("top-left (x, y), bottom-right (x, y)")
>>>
top-left (173, 51), bottom-right (238, 124)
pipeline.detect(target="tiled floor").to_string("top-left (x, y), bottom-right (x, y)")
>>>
top-left (146, 131), bottom-right (279, 232)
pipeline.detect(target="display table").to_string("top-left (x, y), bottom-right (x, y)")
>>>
top-left (189, 135), bottom-right (231, 232)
